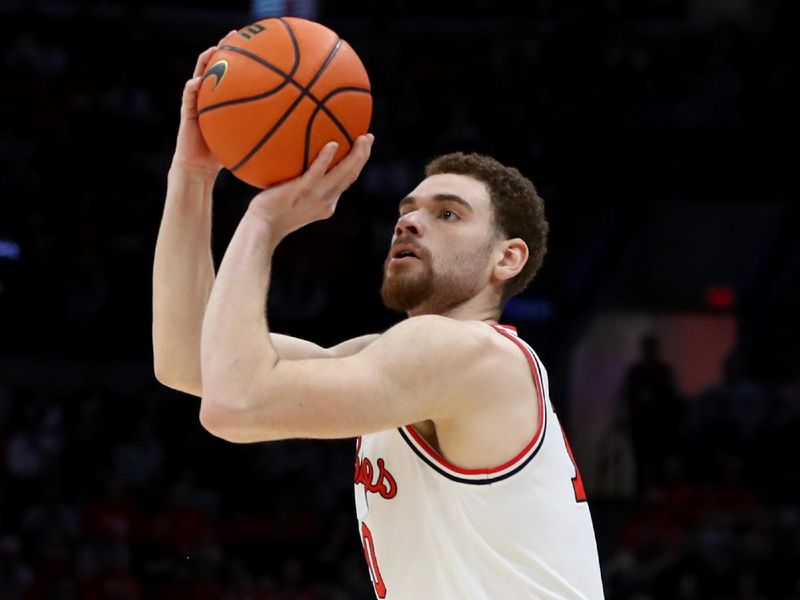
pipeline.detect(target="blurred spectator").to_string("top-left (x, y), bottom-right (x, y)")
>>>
top-left (112, 422), bottom-right (164, 489)
top-left (692, 352), bottom-right (767, 448)
top-left (0, 535), bottom-right (33, 598)
top-left (622, 334), bottom-right (684, 495)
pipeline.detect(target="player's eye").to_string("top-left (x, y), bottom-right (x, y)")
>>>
top-left (441, 209), bottom-right (459, 221)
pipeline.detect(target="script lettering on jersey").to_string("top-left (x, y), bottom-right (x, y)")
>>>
top-left (354, 437), bottom-right (398, 499)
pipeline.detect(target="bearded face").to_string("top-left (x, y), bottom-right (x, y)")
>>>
top-left (380, 237), bottom-right (434, 312)
top-left (380, 173), bottom-right (505, 315)
top-left (381, 233), bottom-right (495, 314)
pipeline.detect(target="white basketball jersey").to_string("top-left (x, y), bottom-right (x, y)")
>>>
top-left (353, 324), bottom-right (604, 599)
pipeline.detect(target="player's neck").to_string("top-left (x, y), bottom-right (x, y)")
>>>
top-left (406, 287), bottom-right (501, 323)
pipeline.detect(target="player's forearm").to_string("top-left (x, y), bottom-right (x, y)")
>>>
top-left (200, 208), bottom-right (282, 423)
top-left (152, 166), bottom-right (216, 390)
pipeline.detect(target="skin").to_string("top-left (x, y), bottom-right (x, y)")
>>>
top-left (154, 45), bottom-right (542, 470)
top-left (152, 38), bottom-right (377, 396)
top-left (383, 177), bottom-right (508, 317)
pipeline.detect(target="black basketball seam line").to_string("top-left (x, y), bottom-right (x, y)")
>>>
top-left (295, 37), bottom-right (344, 172)
top-left (302, 87), bottom-right (372, 171)
top-left (202, 37), bottom-right (368, 171)
top-left (230, 37), bottom-right (344, 173)
top-left (228, 38), bottom-right (342, 172)
top-left (198, 18), bottom-right (301, 116)
top-left (197, 78), bottom-right (291, 115)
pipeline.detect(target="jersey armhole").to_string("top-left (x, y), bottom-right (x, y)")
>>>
top-left (396, 324), bottom-right (548, 485)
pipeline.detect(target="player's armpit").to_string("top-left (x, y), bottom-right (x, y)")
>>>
top-left (199, 316), bottom-right (497, 443)
top-left (270, 334), bottom-right (331, 360)
top-left (264, 333), bottom-right (381, 360)
top-left (327, 333), bottom-right (381, 357)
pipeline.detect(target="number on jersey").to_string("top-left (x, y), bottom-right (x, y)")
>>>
top-left (361, 521), bottom-right (387, 598)
top-left (560, 425), bottom-right (587, 503)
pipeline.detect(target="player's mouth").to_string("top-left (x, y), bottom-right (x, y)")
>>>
top-left (389, 244), bottom-right (422, 264)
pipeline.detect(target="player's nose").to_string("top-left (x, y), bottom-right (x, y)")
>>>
top-left (395, 211), bottom-right (423, 238)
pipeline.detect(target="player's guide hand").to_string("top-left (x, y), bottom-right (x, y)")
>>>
top-left (172, 32), bottom-right (237, 178)
top-left (245, 134), bottom-right (374, 241)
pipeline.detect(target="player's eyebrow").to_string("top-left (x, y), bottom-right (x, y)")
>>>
top-left (398, 193), bottom-right (474, 213)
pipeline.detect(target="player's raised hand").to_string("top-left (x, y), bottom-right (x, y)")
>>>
top-left (172, 32), bottom-right (236, 177)
top-left (247, 134), bottom-right (374, 240)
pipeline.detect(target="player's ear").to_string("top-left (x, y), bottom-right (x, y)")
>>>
top-left (492, 238), bottom-right (528, 283)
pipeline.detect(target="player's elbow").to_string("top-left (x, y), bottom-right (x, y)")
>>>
top-left (153, 359), bottom-right (176, 389)
top-left (152, 336), bottom-right (176, 385)
top-left (197, 401), bottom-right (229, 441)
top-left (153, 360), bottom-right (202, 398)
top-left (198, 395), bottom-right (282, 443)
top-left (198, 401), bottom-right (250, 443)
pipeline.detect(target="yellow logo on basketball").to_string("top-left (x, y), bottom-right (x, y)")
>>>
top-left (203, 60), bottom-right (229, 91)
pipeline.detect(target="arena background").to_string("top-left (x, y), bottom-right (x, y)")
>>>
top-left (1, 0), bottom-right (798, 598)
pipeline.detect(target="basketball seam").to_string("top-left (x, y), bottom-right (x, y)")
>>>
top-left (302, 87), bottom-right (372, 171)
top-left (198, 19), bottom-right (370, 177)
top-left (229, 34), bottom-right (347, 173)
top-left (197, 79), bottom-right (291, 115)
top-left (198, 18), bottom-right (301, 116)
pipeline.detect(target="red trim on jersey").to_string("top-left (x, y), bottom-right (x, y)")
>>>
top-left (402, 324), bottom-right (546, 476)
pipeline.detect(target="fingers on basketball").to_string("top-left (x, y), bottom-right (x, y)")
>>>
top-left (290, 142), bottom-right (338, 215)
top-left (193, 46), bottom-right (218, 78)
top-left (304, 135), bottom-right (372, 218)
top-left (219, 30), bottom-right (237, 46)
top-left (181, 77), bottom-right (204, 118)
top-left (302, 142), bottom-right (339, 184)
top-left (191, 31), bottom-right (234, 82)
top-left (321, 135), bottom-right (373, 196)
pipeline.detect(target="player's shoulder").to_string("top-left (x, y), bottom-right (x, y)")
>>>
top-left (386, 314), bottom-right (483, 336)
top-left (381, 315), bottom-right (509, 358)
top-left (376, 317), bottom-right (533, 413)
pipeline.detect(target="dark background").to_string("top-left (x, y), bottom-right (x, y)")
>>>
top-left (0, 0), bottom-right (798, 598)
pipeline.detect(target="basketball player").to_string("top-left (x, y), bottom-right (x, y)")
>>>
top-left (153, 45), bottom-right (604, 599)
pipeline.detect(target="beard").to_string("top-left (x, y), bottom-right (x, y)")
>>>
top-left (380, 261), bottom-right (434, 312)
top-left (380, 240), bottom-right (493, 314)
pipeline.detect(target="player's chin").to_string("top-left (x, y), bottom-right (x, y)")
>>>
top-left (381, 270), bottom-right (432, 311)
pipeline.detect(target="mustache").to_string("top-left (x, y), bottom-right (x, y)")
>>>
top-left (387, 236), bottom-right (429, 259)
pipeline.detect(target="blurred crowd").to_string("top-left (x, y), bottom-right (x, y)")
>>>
top-left (1, 0), bottom-right (797, 358)
top-left (1, 347), bottom-right (798, 598)
top-left (1, 0), bottom-right (798, 598)
top-left (0, 374), bottom-right (373, 599)
top-left (602, 338), bottom-right (800, 599)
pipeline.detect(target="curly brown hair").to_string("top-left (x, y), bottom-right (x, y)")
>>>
top-left (425, 152), bottom-right (549, 302)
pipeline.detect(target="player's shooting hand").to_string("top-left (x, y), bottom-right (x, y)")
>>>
top-left (172, 31), bottom-right (237, 177)
top-left (246, 134), bottom-right (374, 241)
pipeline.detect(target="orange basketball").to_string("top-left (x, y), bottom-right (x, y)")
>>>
top-left (197, 17), bottom-right (372, 189)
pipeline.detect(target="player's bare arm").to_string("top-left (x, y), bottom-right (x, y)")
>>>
top-left (158, 332), bottom-right (380, 398)
top-left (153, 43), bottom-right (377, 397)
top-left (206, 313), bottom-right (538, 462)
top-left (152, 43), bottom-right (222, 393)
top-left (198, 138), bottom-right (540, 469)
